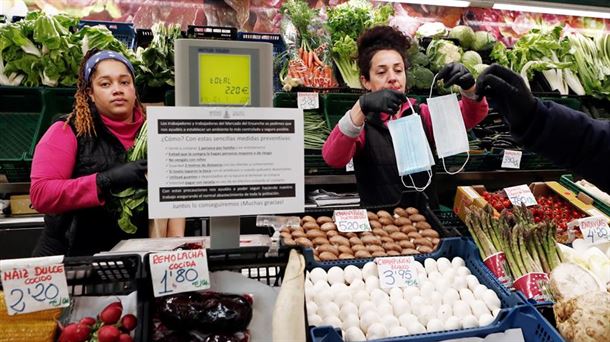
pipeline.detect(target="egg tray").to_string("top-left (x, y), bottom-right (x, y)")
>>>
top-left (309, 304), bottom-right (562, 342)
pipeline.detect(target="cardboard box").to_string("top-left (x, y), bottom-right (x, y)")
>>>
top-left (9, 195), bottom-right (38, 215)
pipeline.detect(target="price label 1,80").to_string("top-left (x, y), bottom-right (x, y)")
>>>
top-left (0, 257), bottom-right (70, 315)
top-left (150, 249), bottom-right (211, 297)
top-left (376, 256), bottom-right (419, 289)
top-left (334, 209), bottom-right (371, 233)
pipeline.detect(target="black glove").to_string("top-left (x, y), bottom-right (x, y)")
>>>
top-left (96, 160), bottom-right (147, 193)
top-left (437, 62), bottom-right (475, 90)
top-left (359, 89), bottom-right (407, 117)
top-left (476, 64), bottom-right (537, 131)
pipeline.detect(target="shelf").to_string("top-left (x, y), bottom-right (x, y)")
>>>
top-left (0, 182), bottom-right (30, 194)
top-left (305, 174), bottom-right (356, 185)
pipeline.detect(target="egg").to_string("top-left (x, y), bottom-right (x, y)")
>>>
top-left (359, 300), bottom-right (376, 316)
top-left (389, 287), bottom-right (404, 300)
top-left (305, 277), bottom-right (313, 289)
top-left (398, 313), bottom-right (419, 328)
top-left (319, 302), bottom-right (341, 318)
top-left (443, 268), bottom-right (457, 283)
top-left (360, 311), bottom-right (381, 332)
top-left (419, 280), bottom-right (436, 298)
top-left (436, 257), bottom-right (452, 274)
top-left (451, 257), bottom-right (465, 268)
top-left (416, 306), bottom-right (436, 326)
top-left (306, 301), bottom-right (318, 315)
top-left (344, 327), bottom-right (366, 342)
top-left (424, 258), bottom-right (438, 274)
top-left (344, 265), bottom-right (363, 284)
top-left (349, 278), bottom-right (366, 292)
top-left (478, 313), bottom-right (495, 326)
top-left (352, 290), bottom-right (370, 304)
top-left (392, 299), bottom-right (411, 316)
top-left (377, 303), bottom-right (394, 316)
top-left (330, 282), bottom-right (349, 296)
top-left (322, 315), bottom-right (342, 327)
top-left (470, 300), bottom-right (490, 318)
top-left (443, 288), bottom-right (460, 306)
top-left (466, 274), bottom-right (480, 290)
top-left (314, 289), bottom-right (333, 305)
top-left (340, 303), bottom-right (359, 320)
top-left (405, 321), bottom-right (426, 334)
top-left (313, 280), bottom-right (331, 293)
top-left (365, 276), bottom-right (380, 292)
top-left (305, 289), bottom-right (315, 302)
top-left (457, 266), bottom-right (472, 276)
top-left (381, 314), bottom-right (400, 329)
top-left (410, 296), bottom-right (427, 311)
top-left (459, 288), bottom-right (475, 303)
top-left (473, 284), bottom-right (489, 300)
top-left (362, 262), bottom-right (378, 278)
top-left (434, 278), bottom-right (450, 294)
top-left (342, 314), bottom-right (361, 330)
top-left (428, 291), bottom-right (443, 308)
top-left (310, 268), bottom-right (327, 284)
top-left (427, 271), bottom-right (443, 283)
top-left (452, 275), bottom-right (468, 290)
top-left (327, 266), bottom-right (345, 285)
top-left (333, 290), bottom-right (352, 307)
top-left (482, 289), bottom-right (501, 311)
top-left (426, 318), bottom-right (444, 332)
top-left (388, 326), bottom-right (409, 337)
top-left (403, 286), bottom-right (420, 298)
top-left (366, 322), bottom-right (388, 339)
top-left (453, 300), bottom-right (472, 317)
top-left (437, 304), bottom-right (453, 321)
top-left (444, 316), bottom-right (461, 330)
top-left (461, 315), bottom-right (479, 329)
top-left (492, 308), bottom-right (501, 317)
top-left (371, 288), bottom-right (390, 303)
top-left (308, 314), bottom-right (322, 326)
top-left (413, 261), bottom-right (426, 276)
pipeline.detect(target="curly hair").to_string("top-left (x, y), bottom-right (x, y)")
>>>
top-left (357, 26), bottom-right (412, 81)
top-left (66, 49), bottom-right (145, 137)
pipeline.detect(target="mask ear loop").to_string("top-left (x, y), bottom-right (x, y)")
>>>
top-left (400, 169), bottom-right (432, 192)
top-left (406, 95), bottom-right (417, 116)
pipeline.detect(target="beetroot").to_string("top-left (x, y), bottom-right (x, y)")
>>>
top-left (98, 325), bottom-right (121, 342)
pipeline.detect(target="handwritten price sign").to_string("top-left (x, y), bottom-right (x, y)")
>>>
top-left (501, 150), bottom-right (522, 169)
top-left (297, 92), bottom-right (319, 110)
top-left (0, 256), bottom-right (70, 315)
top-left (504, 185), bottom-right (538, 207)
top-left (376, 256), bottom-right (419, 289)
top-left (334, 209), bottom-right (371, 233)
top-left (579, 216), bottom-right (610, 245)
top-left (150, 249), bottom-right (211, 297)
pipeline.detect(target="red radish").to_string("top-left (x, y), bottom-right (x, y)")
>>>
top-left (106, 301), bottom-right (123, 310)
top-left (100, 305), bottom-right (123, 325)
top-left (79, 316), bottom-right (97, 326)
top-left (118, 334), bottom-right (134, 342)
top-left (98, 325), bottom-right (121, 342)
top-left (120, 314), bottom-right (137, 331)
top-left (58, 323), bottom-right (91, 342)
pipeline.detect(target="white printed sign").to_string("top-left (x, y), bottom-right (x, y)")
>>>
top-left (149, 249), bottom-right (210, 297)
top-left (376, 256), bottom-right (419, 288)
top-left (334, 209), bottom-right (371, 233)
top-left (297, 92), bottom-right (319, 110)
top-left (501, 150), bottom-right (522, 169)
top-left (346, 158), bottom-right (354, 172)
top-left (578, 216), bottom-right (610, 245)
top-left (504, 185), bottom-right (538, 207)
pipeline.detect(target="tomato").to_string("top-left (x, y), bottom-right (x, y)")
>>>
top-left (502, 200), bottom-right (511, 208)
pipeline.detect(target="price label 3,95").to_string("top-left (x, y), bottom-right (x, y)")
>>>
top-left (334, 209), bottom-right (371, 233)
top-left (376, 256), bottom-right (419, 289)
top-left (150, 249), bottom-right (211, 297)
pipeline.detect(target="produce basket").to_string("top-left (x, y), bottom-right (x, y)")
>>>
top-left (78, 20), bottom-right (136, 50)
top-left (559, 174), bottom-right (610, 217)
top-left (187, 25), bottom-right (237, 40)
top-left (310, 304), bottom-right (561, 342)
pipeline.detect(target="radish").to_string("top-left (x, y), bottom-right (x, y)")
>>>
top-left (118, 334), bottom-right (134, 342)
top-left (58, 323), bottom-right (91, 342)
top-left (79, 316), bottom-right (97, 327)
top-left (98, 325), bottom-right (121, 342)
top-left (100, 304), bottom-right (123, 325)
top-left (120, 314), bottom-right (138, 332)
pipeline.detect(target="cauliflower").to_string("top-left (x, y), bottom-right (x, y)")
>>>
top-left (426, 39), bottom-right (463, 72)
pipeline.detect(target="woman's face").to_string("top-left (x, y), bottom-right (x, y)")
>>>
top-left (88, 60), bottom-right (136, 122)
top-left (361, 49), bottom-right (406, 93)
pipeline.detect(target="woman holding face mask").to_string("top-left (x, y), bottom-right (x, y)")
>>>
top-left (322, 26), bottom-right (489, 207)
top-left (30, 49), bottom-right (184, 256)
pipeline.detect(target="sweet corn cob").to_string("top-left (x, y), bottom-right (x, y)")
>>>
top-left (0, 321), bottom-right (56, 342)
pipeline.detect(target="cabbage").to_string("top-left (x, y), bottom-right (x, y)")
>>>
top-left (426, 39), bottom-right (462, 72)
top-left (448, 25), bottom-right (475, 50)
top-left (472, 31), bottom-right (496, 52)
top-left (462, 50), bottom-right (482, 68)
top-left (416, 22), bottom-right (448, 39)
top-left (472, 63), bottom-right (489, 78)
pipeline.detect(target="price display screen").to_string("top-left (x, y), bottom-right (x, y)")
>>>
top-left (199, 53), bottom-right (251, 106)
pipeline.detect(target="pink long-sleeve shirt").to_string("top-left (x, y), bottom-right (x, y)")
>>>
top-left (322, 96), bottom-right (489, 168)
top-left (30, 109), bottom-right (145, 214)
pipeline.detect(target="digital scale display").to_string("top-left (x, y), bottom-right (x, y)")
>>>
top-left (198, 53), bottom-right (251, 106)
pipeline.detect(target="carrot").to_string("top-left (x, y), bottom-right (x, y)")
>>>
top-left (312, 52), bottom-right (324, 67)
top-left (298, 47), bottom-right (304, 61)
top-left (308, 49), bottom-right (314, 69)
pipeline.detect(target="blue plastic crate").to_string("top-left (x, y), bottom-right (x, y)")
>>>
top-left (79, 20), bottom-right (136, 50)
top-left (310, 305), bottom-right (562, 342)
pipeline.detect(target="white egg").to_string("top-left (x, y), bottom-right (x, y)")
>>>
top-left (308, 314), bottom-right (322, 326)
top-left (365, 276), bottom-right (380, 292)
top-left (313, 280), bottom-right (331, 292)
top-left (323, 315), bottom-right (342, 327)
top-left (466, 274), bottom-right (480, 290)
top-left (413, 260), bottom-right (426, 275)
top-left (349, 278), bottom-right (366, 292)
top-left (405, 321), bottom-right (426, 334)
top-left (428, 291), bottom-right (443, 308)
top-left (381, 314), bottom-right (400, 329)
top-left (410, 296), bottom-right (427, 310)
top-left (362, 262), bottom-right (378, 278)
top-left (461, 315), bottom-right (479, 329)
top-left (427, 318), bottom-right (444, 332)
top-left (492, 308), bottom-right (501, 317)
top-left (435, 257), bottom-right (451, 272)
top-left (419, 280), bottom-right (436, 298)
top-left (340, 303), bottom-right (359, 320)
top-left (427, 271), bottom-right (443, 283)
top-left (398, 313), bottom-right (419, 328)
top-left (451, 257), bottom-right (465, 268)
top-left (366, 322), bottom-right (388, 339)
top-left (352, 290), bottom-right (370, 304)
top-left (443, 288), bottom-right (460, 306)
top-left (473, 284), bottom-right (489, 300)
top-left (333, 289), bottom-right (352, 306)
top-left (437, 304), bottom-right (453, 321)
top-left (478, 313), bottom-right (495, 326)
top-left (327, 266), bottom-right (345, 285)
top-left (319, 302), bottom-right (341, 318)
top-left (444, 316), bottom-right (461, 330)
top-left (359, 300), bottom-right (376, 316)
top-left (305, 277), bottom-right (313, 289)
top-left (330, 282), bottom-right (349, 296)
top-left (434, 278), bottom-right (450, 294)
top-left (392, 299), bottom-right (411, 316)
top-left (377, 302), bottom-right (394, 316)
top-left (453, 300), bottom-right (472, 317)
top-left (470, 300), bottom-right (490, 318)
top-left (416, 306), bottom-right (436, 326)
top-left (457, 266), bottom-right (472, 276)
top-left (344, 327), bottom-right (366, 342)
top-left (371, 288), bottom-right (390, 303)
top-left (360, 311), bottom-right (381, 332)
top-left (424, 258), bottom-right (438, 274)
top-left (314, 289), bottom-right (333, 305)
top-left (443, 268), bottom-right (457, 283)
top-left (403, 286), bottom-right (420, 299)
top-left (310, 268), bottom-right (327, 284)
top-left (452, 276), bottom-right (468, 290)
top-left (482, 289), bottom-right (501, 311)
top-left (459, 288), bottom-right (475, 303)
top-left (342, 314), bottom-right (361, 330)
top-left (305, 288), bottom-right (315, 302)
top-left (388, 326), bottom-right (409, 337)
top-left (306, 301), bottom-right (318, 315)
top-left (389, 287), bottom-right (404, 300)
top-left (344, 265), bottom-right (363, 285)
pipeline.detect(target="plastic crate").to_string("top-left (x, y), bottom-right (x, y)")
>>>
top-left (304, 153), bottom-right (348, 175)
top-left (78, 20), bottom-right (136, 50)
top-left (310, 304), bottom-right (562, 342)
top-left (486, 149), bottom-right (559, 170)
top-left (540, 96), bottom-right (582, 111)
top-left (442, 151), bottom-right (490, 172)
top-left (38, 88), bottom-right (76, 151)
top-left (560, 174), bottom-right (610, 217)
top-left (187, 25), bottom-right (237, 40)
top-left (433, 208), bottom-right (469, 237)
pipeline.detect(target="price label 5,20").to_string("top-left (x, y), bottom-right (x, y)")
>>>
top-left (0, 256), bottom-right (70, 315)
top-left (149, 249), bottom-right (211, 297)
top-left (334, 209), bottom-right (371, 233)
top-left (376, 256), bottom-right (419, 289)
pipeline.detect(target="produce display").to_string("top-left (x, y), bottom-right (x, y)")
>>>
top-left (304, 111), bottom-right (330, 150)
top-left (280, 207), bottom-right (441, 261)
top-left (305, 258), bottom-right (502, 340)
top-left (57, 301), bottom-right (137, 342)
top-left (135, 22), bottom-right (181, 89)
top-left (574, 178), bottom-right (610, 207)
top-left (0, 291), bottom-right (60, 341)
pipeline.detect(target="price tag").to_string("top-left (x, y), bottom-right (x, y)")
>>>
top-left (501, 150), bottom-right (522, 169)
top-left (578, 216), bottom-right (610, 245)
top-left (149, 249), bottom-right (211, 297)
top-left (0, 256), bottom-right (70, 315)
top-left (376, 256), bottom-right (419, 288)
top-left (334, 209), bottom-right (371, 232)
top-left (345, 158), bottom-right (354, 172)
top-left (297, 92), bottom-right (319, 110)
top-left (504, 185), bottom-right (538, 207)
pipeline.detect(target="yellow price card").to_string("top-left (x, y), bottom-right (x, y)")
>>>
top-left (199, 53), bottom-right (251, 105)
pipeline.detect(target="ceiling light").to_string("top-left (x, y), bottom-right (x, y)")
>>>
top-left (493, 2), bottom-right (610, 20)
top-left (383, 0), bottom-right (471, 8)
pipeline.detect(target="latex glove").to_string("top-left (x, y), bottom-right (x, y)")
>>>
top-left (96, 159), bottom-right (147, 193)
top-left (438, 62), bottom-right (475, 90)
top-left (359, 89), bottom-right (407, 117)
top-left (476, 64), bottom-right (537, 131)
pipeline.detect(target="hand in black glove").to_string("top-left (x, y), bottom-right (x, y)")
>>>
top-left (96, 159), bottom-right (147, 193)
top-left (437, 62), bottom-right (475, 90)
top-left (359, 89), bottom-right (407, 117)
top-left (475, 64), bottom-right (537, 131)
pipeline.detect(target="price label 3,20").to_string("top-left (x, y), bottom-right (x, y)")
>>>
top-left (504, 184), bottom-right (538, 207)
top-left (579, 216), bottom-right (610, 245)
top-left (0, 256), bottom-right (70, 315)
top-left (376, 256), bottom-right (419, 289)
top-left (334, 209), bottom-right (371, 233)
top-left (149, 249), bottom-right (211, 297)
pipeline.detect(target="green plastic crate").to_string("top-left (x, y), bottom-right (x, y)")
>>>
top-left (560, 174), bottom-right (610, 217)
top-left (37, 88), bottom-right (76, 154)
top-left (273, 92), bottom-right (298, 108)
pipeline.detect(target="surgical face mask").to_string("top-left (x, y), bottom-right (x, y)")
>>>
top-left (388, 100), bottom-right (434, 192)
top-left (427, 75), bottom-right (470, 174)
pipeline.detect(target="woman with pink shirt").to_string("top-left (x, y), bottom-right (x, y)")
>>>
top-left (30, 49), bottom-right (181, 256)
top-left (322, 26), bottom-right (489, 207)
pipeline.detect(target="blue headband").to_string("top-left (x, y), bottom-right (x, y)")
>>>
top-left (84, 50), bottom-right (136, 83)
